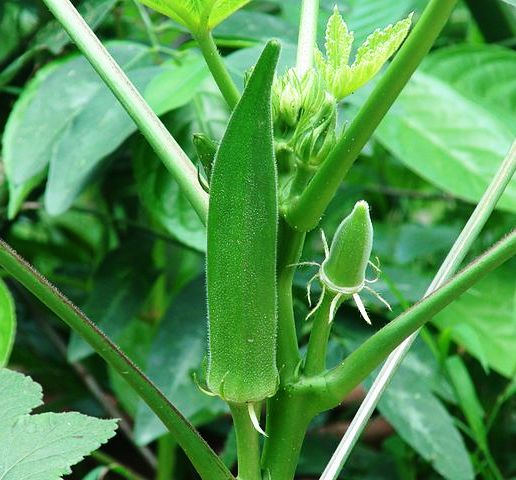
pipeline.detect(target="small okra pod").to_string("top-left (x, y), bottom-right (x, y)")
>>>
top-left (206, 41), bottom-right (280, 404)
top-left (321, 200), bottom-right (373, 290)
top-left (306, 201), bottom-right (391, 324)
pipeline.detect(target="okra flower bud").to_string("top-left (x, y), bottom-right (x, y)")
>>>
top-left (272, 68), bottom-right (337, 166)
top-left (272, 69), bottom-right (304, 129)
top-left (292, 98), bottom-right (336, 167)
top-left (321, 200), bottom-right (372, 289)
top-left (305, 201), bottom-right (390, 324)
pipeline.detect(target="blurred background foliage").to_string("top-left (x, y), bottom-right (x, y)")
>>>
top-left (0, 0), bottom-right (515, 478)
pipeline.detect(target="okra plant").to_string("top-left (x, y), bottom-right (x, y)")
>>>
top-left (0, 0), bottom-right (515, 479)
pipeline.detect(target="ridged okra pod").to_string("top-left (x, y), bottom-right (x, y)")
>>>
top-left (321, 200), bottom-right (373, 290)
top-left (206, 41), bottom-right (280, 403)
top-left (306, 201), bottom-right (390, 325)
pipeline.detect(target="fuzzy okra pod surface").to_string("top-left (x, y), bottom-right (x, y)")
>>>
top-left (206, 41), bottom-right (280, 404)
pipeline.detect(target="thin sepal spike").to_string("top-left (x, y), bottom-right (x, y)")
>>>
top-left (321, 229), bottom-right (330, 257)
top-left (306, 272), bottom-right (320, 306)
top-left (287, 261), bottom-right (321, 268)
top-left (353, 293), bottom-right (372, 324)
top-left (364, 285), bottom-right (392, 311)
top-left (248, 403), bottom-right (268, 437)
top-left (368, 257), bottom-right (381, 272)
top-left (306, 285), bottom-right (326, 320)
top-left (193, 372), bottom-right (217, 397)
top-left (328, 293), bottom-right (343, 324)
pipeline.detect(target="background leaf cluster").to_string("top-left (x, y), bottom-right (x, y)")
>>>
top-left (0, 0), bottom-right (515, 478)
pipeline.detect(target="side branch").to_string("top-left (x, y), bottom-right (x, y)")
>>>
top-left (303, 230), bottom-right (516, 411)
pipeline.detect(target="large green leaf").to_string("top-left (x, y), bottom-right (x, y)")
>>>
top-left (67, 235), bottom-right (156, 361)
top-left (2, 44), bottom-right (207, 217)
top-left (214, 10), bottom-right (298, 45)
top-left (33, 0), bottom-right (117, 54)
top-left (137, 0), bottom-right (250, 34)
top-left (376, 45), bottom-right (516, 212)
top-left (421, 45), bottom-right (516, 129)
top-left (132, 79), bottom-right (227, 252)
top-left (0, 279), bottom-right (16, 367)
top-left (134, 140), bottom-right (207, 252)
top-left (433, 263), bottom-right (516, 378)
top-left (376, 368), bottom-right (474, 480)
top-left (134, 277), bottom-right (226, 445)
top-left (0, 369), bottom-right (117, 480)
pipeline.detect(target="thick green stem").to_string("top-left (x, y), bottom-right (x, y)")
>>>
top-left (286, 0), bottom-right (459, 231)
top-left (0, 239), bottom-right (234, 480)
top-left (309, 230), bottom-right (516, 411)
top-left (39, 0), bottom-right (209, 224)
top-left (262, 389), bottom-right (314, 480)
top-left (229, 403), bottom-right (261, 480)
top-left (276, 220), bottom-right (304, 382)
top-left (195, 31), bottom-right (240, 110)
top-left (296, 0), bottom-right (320, 74)
top-left (304, 293), bottom-right (333, 376)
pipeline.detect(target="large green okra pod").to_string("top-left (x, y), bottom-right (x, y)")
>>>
top-left (207, 41), bottom-right (280, 403)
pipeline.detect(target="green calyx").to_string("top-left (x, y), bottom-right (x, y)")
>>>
top-left (193, 133), bottom-right (217, 182)
top-left (315, 7), bottom-right (413, 101)
top-left (321, 200), bottom-right (373, 291)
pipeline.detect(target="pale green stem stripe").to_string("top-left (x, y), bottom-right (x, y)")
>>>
top-left (319, 140), bottom-right (516, 480)
top-left (296, 0), bottom-right (320, 74)
top-left (0, 239), bottom-right (234, 480)
top-left (40, 0), bottom-right (209, 224)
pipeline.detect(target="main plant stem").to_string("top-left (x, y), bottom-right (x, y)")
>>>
top-left (195, 31), bottom-right (240, 110)
top-left (229, 404), bottom-right (261, 480)
top-left (276, 220), bottom-right (304, 382)
top-left (262, 390), bottom-right (314, 480)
